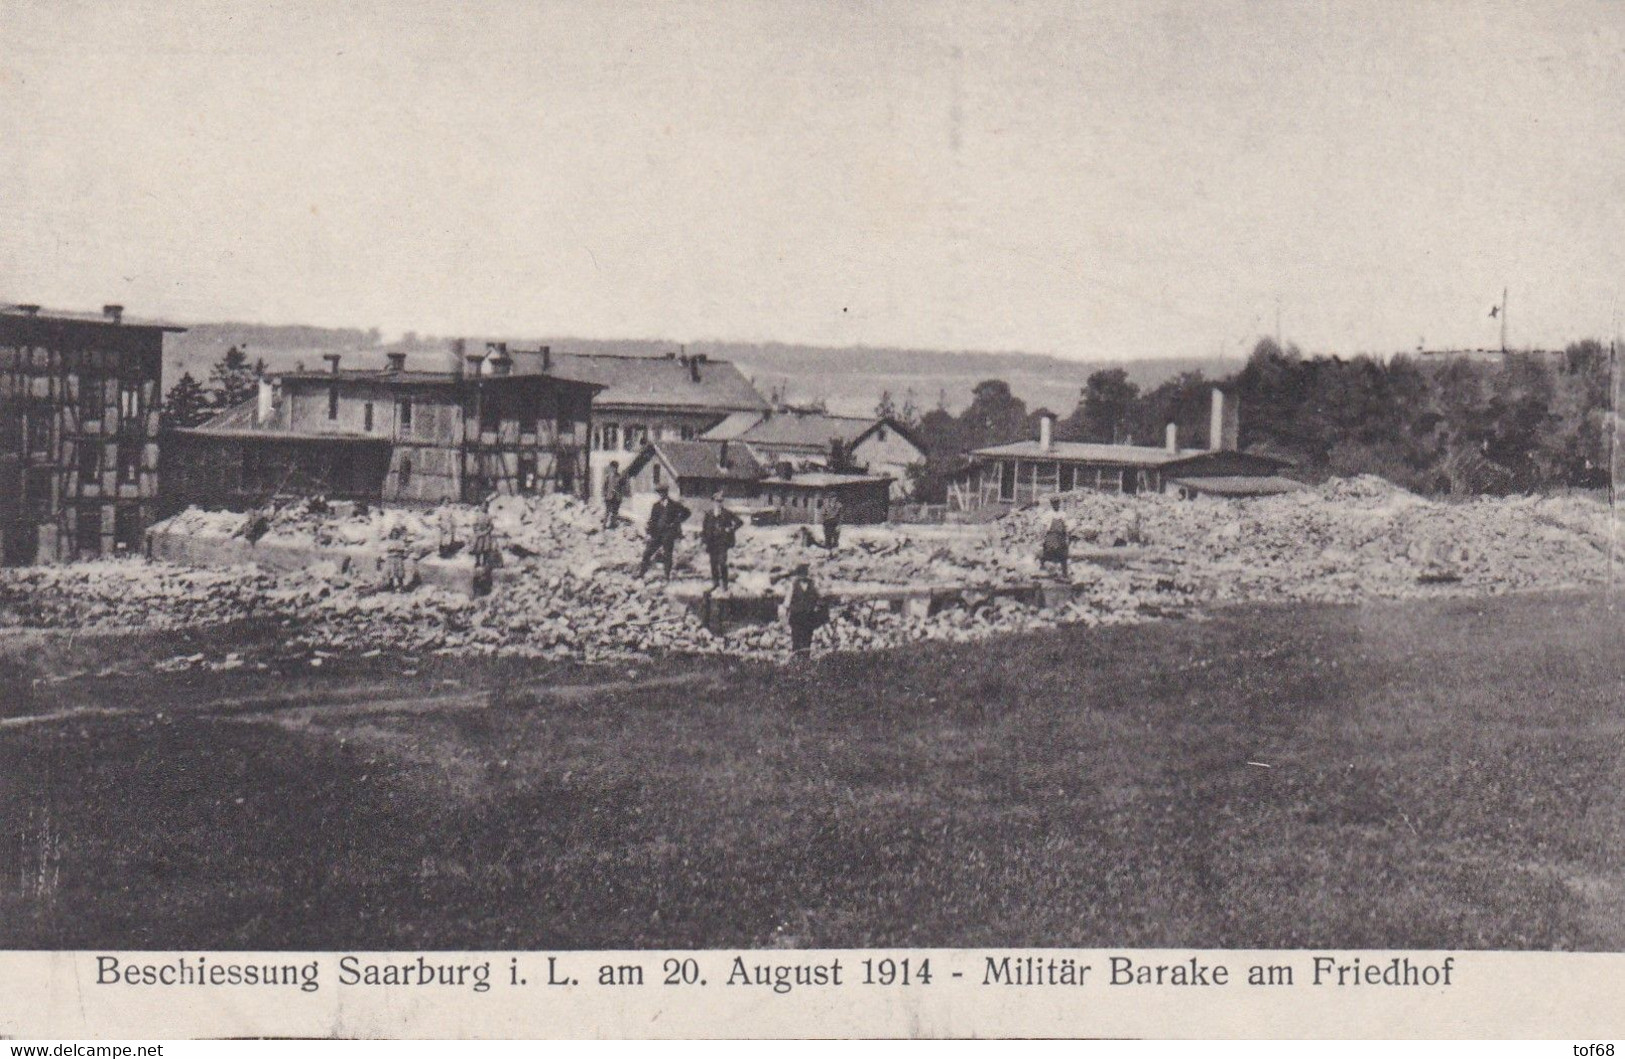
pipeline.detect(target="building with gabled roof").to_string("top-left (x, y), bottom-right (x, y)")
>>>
top-left (506, 347), bottom-right (769, 499)
top-left (621, 438), bottom-right (768, 501)
top-left (701, 408), bottom-right (926, 498)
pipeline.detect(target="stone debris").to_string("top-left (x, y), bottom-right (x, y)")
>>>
top-left (0, 476), bottom-right (1611, 663)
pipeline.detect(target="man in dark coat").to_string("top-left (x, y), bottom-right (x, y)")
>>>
top-left (700, 489), bottom-right (744, 591)
top-left (782, 562), bottom-right (826, 655)
top-left (638, 484), bottom-right (691, 579)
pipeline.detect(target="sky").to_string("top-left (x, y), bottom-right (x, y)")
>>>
top-left (1, 0), bottom-right (1620, 360)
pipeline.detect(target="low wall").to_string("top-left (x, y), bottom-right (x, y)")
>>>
top-left (145, 526), bottom-right (477, 597)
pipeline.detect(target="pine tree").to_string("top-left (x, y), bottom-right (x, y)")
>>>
top-left (162, 372), bottom-right (212, 429)
top-left (207, 345), bottom-right (267, 409)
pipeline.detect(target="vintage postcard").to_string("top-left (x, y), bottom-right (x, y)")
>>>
top-left (1, 0), bottom-right (1622, 1042)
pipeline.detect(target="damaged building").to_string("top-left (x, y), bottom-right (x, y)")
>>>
top-left (164, 344), bottom-right (602, 509)
top-left (1, 305), bottom-right (181, 564)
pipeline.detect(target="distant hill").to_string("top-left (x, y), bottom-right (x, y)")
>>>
top-left (162, 323), bottom-right (1240, 416)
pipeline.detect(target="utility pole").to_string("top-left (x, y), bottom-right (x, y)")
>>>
top-left (1499, 287), bottom-right (1508, 353)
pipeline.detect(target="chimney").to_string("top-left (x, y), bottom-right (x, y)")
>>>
top-left (465, 353), bottom-right (485, 378)
top-left (718, 441), bottom-right (731, 469)
top-left (1209, 388), bottom-right (1239, 452)
top-left (540, 345), bottom-right (552, 373)
top-left (102, 304), bottom-right (124, 325)
top-left (16, 304), bottom-right (40, 316)
top-left (1038, 412), bottom-right (1055, 453)
top-left (386, 352), bottom-right (407, 373)
top-left (1165, 422), bottom-right (1177, 454)
top-left (486, 342), bottom-right (512, 377)
top-left (257, 377), bottom-right (276, 425)
top-left (452, 338), bottom-right (466, 378)
top-left (688, 355), bottom-right (701, 383)
top-left (323, 353), bottom-right (342, 374)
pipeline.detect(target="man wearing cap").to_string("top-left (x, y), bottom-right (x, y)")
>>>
top-left (638, 483), bottom-right (691, 579)
top-left (820, 493), bottom-right (844, 552)
top-left (781, 562), bottom-right (826, 656)
top-left (699, 489), bottom-right (744, 592)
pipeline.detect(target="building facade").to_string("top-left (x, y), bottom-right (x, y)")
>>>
top-left (165, 348), bottom-right (600, 509)
top-left (702, 409), bottom-right (926, 498)
top-left (528, 349), bottom-right (770, 499)
top-left (1, 306), bottom-right (179, 564)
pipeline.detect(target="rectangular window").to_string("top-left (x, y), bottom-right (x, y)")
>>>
top-left (602, 423), bottom-right (619, 451)
top-left (364, 402), bottom-right (374, 432)
top-left (398, 456), bottom-right (413, 489)
top-left (517, 454), bottom-right (537, 492)
top-left (1060, 465), bottom-right (1074, 492)
top-left (119, 381), bottom-right (141, 430)
top-left (79, 373), bottom-right (103, 420)
top-left (114, 506), bottom-right (142, 553)
top-left (26, 407), bottom-right (51, 453)
top-left (399, 398), bottom-right (412, 431)
top-left (999, 460), bottom-right (1015, 501)
top-left (77, 507), bottom-right (102, 558)
top-left (652, 463), bottom-right (663, 487)
top-left (328, 386), bottom-right (339, 420)
top-left (479, 395), bottom-right (500, 434)
top-left (79, 443), bottom-right (101, 484)
top-left (25, 468), bottom-right (53, 514)
top-left (117, 440), bottom-right (142, 484)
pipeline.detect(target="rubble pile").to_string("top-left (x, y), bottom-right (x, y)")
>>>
top-left (0, 478), bottom-right (1612, 663)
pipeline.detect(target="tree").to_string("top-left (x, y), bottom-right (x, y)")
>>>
top-left (207, 345), bottom-right (267, 409)
top-left (874, 389), bottom-right (898, 420)
top-left (957, 379), bottom-right (1029, 450)
top-left (161, 372), bottom-right (212, 429)
top-left (1063, 368), bottom-right (1140, 442)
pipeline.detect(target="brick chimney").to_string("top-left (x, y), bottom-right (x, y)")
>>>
top-left (540, 345), bottom-right (552, 372)
top-left (386, 352), bottom-right (407, 373)
top-left (323, 353), bottom-right (342, 374)
top-left (688, 355), bottom-right (702, 383)
top-left (102, 304), bottom-right (124, 325)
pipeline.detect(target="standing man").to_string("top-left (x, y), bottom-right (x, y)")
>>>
top-left (700, 489), bottom-right (744, 592)
top-left (470, 500), bottom-right (500, 595)
top-left (781, 562), bottom-right (826, 656)
top-left (435, 500), bottom-right (459, 559)
top-left (821, 492), bottom-right (844, 552)
top-left (638, 484), bottom-right (691, 579)
top-left (1039, 495), bottom-right (1071, 580)
top-left (602, 460), bottom-right (624, 529)
top-left (384, 522), bottom-right (411, 591)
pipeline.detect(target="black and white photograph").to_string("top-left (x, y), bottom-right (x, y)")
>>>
top-left (1, 0), bottom-right (1622, 1041)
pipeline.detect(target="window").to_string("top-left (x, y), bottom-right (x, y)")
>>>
top-left (1060, 465), bottom-right (1074, 492)
top-left (79, 443), bottom-right (101, 484)
top-left (26, 407), bottom-right (51, 453)
top-left (76, 506), bottom-right (102, 558)
top-left (517, 454), bottom-right (537, 492)
top-left (479, 395), bottom-right (500, 434)
top-left (79, 373), bottom-right (103, 420)
top-left (114, 506), bottom-right (142, 553)
top-left (364, 402), bottom-right (374, 432)
top-left (119, 381), bottom-right (142, 430)
top-left (25, 468), bottom-right (53, 514)
top-left (625, 425), bottom-right (646, 451)
top-left (652, 463), bottom-right (663, 487)
top-left (398, 456), bottom-right (413, 490)
top-left (328, 386), bottom-right (339, 420)
top-left (998, 460), bottom-right (1015, 501)
top-left (117, 440), bottom-right (142, 485)
top-left (599, 422), bottom-right (619, 451)
top-left (399, 398), bottom-right (412, 431)
top-left (679, 425), bottom-right (696, 440)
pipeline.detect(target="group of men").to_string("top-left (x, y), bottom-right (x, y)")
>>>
top-left (604, 460), bottom-right (830, 654)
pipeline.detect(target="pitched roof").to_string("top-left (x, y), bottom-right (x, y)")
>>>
top-left (971, 440), bottom-right (1204, 467)
top-left (520, 351), bottom-right (769, 413)
top-left (196, 397), bottom-right (259, 432)
top-left (632, 439), bottom-right (768, 483)
top-left (723, 410), bottom-right (895, 451)
top-left (703, 410), bottom-right (767, 440)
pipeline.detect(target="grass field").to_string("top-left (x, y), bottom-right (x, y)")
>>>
top-left (2, 590), bottom-right (1622, 951)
